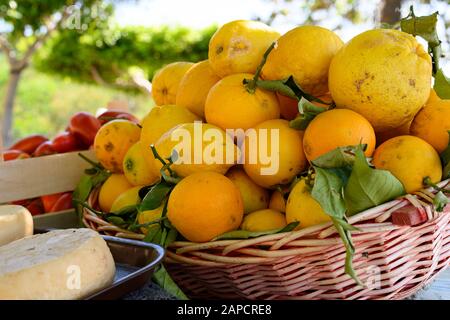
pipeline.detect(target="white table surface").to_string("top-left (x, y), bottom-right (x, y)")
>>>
top-left (412, 268), bottom-right (450, 300)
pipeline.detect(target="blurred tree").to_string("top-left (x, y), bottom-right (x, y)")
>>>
top-left (0, 0), bottom-right (110, 145)
top-left (379, 0), bottom-right (404, 24)
top-left (33, 25), bottom-right (215, 95)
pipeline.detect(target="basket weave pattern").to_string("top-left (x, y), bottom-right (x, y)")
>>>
top-left (83, 180), bottom-right (450, 300)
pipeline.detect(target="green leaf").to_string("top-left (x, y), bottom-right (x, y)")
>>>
top-left (111, 205), bottom-right (138, 216)
top-left (440, 131), bottom-right (450, 178)
top-left (213, 222), bottom-right (299, 240)
top-left (289, 97), bottom-right (327, 130)
top-left (152, 265), bottom-right (188, 300)
top-left (434, 69), bottom-right (450, 100)
top-left (106, 216), bottom-right (127, 227)
top-left (311, 145), bottom-right (364, 169)
top-left (311, 167), bottom-right (346, 219)
top-left (140, 181), bottom-right (173, 211)
top-left (163, 228), bottom-right (178, 248)
top-left (344, 148), bottom-right (405, 216)
top-left (144, 225), bottom-right (163, 244)
top-left (72, 175), bottom-right (93, 226)
top-left (433, 191), bottom-right (449, 212)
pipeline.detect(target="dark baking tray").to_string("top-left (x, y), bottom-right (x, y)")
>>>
top-left (34, 228), bottom-right (165, 300)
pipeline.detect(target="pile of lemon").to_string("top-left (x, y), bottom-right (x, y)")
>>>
top-left (92, 20), bottom-right (450, 243)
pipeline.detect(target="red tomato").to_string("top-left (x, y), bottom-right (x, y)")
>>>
top-left (69, 112), bottom-right (101, 147)
top-left (8, 134), bottom-right (48, 154)
top-left (26, 198), bottom-right (44, 216)
top-left (2, 149), bottom-right (30, 161)
top-left (41, 193), bottom-right (64, 213)
top-left (52, 131), bottom-right (80, 153)
top-left (97, 110), bottom-right (139, 125)
top-left (49, 192), bottom-right (73, 212)
top-left (33, 141), bottom-right (57, 157)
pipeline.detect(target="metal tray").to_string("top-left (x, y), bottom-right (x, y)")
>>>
top-left (34, 228), bottom-right (165, 300)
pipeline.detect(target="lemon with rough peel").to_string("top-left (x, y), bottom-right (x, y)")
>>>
top-left (241, 209), bottom-right (286, 232)
top-left (167, 171), bottom-right (244, 242)
top-left (372, 135), bottom-right (442, 193)
top-left (154, 122), bottom-right (240, 178)
top-left (243, 119), bottom-right (307, 188)
top-left (410, 95), bottom-right (450, 153)
top-left (151, 62), bottom-right (194, 105)
top-left (123, 141), bottom-right (160, 186)
top-left (286, 179), bottom-right (331, 229)
top-left (208, 20), bottom-right (280, 77)
top-left (269, 190), bottom-right (286, 213)
top-left (140, 104), bottom-right (200, 167)
top-left (303, 109), bottom-right (376, 162)
top-left (176, 60), bottom-right (221, 118)
top-left (137, 205), bottom-right (163, 235)
top-left (94, 119), bottom-right (141, 173)
top-left (205, 73), bottom-right (280, 130)
top-left (98, 174), bottom-right (133, 212)
top-left (329, 29), bottom-right (432, 133)
top-left (110, 186), bottom-right (142, 213)
top-left (226, 166), bottom-right (270, 214)
top-left (262, 26), bottom-right (343, 96)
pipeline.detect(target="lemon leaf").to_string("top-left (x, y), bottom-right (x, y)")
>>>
top-left (153, 265), bottom-right (188, 300)
top-left (213, 222), bottom-right (299, 240)
top-left (140, 181), bottom-right (172, 211)
top-left (434, 69), bottom-right (450, 100)
top-left (311, 167), bottom-right (346, 219)
top-left (440, 131), bottom-right (450, 179)
top-left (289, 97), bottom-right (327, 130)
top-left (344, 147), bottom-right (405, 216)
top-left (311, 145), bottom-right (366, 169)
top-left (434, 191), bottom-right (449, 212)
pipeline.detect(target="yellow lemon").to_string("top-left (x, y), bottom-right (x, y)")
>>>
top-left (140, 104), bottom-right (200, 167)
top-left (154, 122), bottom-right (240, 178)
top-left (372, 135), bottom-right (442, 193)
top-left (329, 29), bottom-right (432, 132)
top-left (151, 62), bottom-right (194, 105)
top-left (94, 120), bottom-right (141, 173)
top-left (226, 166), bottom-right (270, 214)
top-left (208, 20), bottom-right (280, 77)
top-left (167, 171), bottom-right (244, 242)
top-left (243, 119), bottom-right (307, 188)
top-left (137, 205), bottom-right (164, 235)
top-left (176, 60), bottom-right (221, 118)
top-left (205, 73), bottom-right (280, 130)
top-left (262, 26), bottom-right (343, 96)
top-left (241, 209), bottom-right (286, 232)
top-left (269, 190), bottom-right (286, 213)
top-left (123, 141), bottom-right (160, 186)
top-left (98, 174), bottom-right (133, 212)
top-left (286, 179), bottom-right (331, 229)
top-left (410, 95), bottom-right (450, 153)
top-left (110, 186), bottom-right (142, 213)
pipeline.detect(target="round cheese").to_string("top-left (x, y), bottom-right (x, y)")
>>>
top-left (0, 228), bottom-right (115, 300)
top-left (0, 205), bottom-right (33, 247)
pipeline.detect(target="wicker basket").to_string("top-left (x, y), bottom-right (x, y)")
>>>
top-left (82, 179), bottom-right (450, 300)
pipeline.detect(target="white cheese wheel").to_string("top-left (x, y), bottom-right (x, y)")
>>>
top-left (0, 228), bottom-right (116, 300)
top-left (0, 205), bottom-right (33, 247)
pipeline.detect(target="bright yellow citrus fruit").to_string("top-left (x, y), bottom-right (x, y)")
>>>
top-left (286, 179), bottom-right (331, 229)
top-left (140, 104), bottom-right (200, 167)
top-left (167, 171), bottom-right (244, 242)
top-left (303, 109), bottom-right (376, 162)
top-left (205, 73), bottom-right (280, 130)
top-left (176, 60), bottom-right (221, 118)
top-left (94, 120), bottom-right (141, 173)
top-left (154, 122), bottom-right (240, 178)
top-left (243, 119), bottom-right (308, 188)
top-left (241, 209), bottom-right (286, 232)
top-left (123, 141), bottom-right (160, 186)
top-left (269, 190), bottom-right (286, 213)
top-left (151, 62), bottom-right (194, 105)
top-left (262, 26), bottom-right (343, 96)
top-left (110, 186), bottom-right (142, 213)
top-left (137, 205), bottom-right (164, 235)
top-left (226, 166), bottom-right (270, 214)
top-left (372, 135), bottom-right (442, 193)
top-left (98, 174), bottom-right (133, 212)
top-left (329, 29), bottom-right (432, 132)
top-left (208, 20), bottom-right (280, 77)
top-left (410, 95), bottom-right (450, 153)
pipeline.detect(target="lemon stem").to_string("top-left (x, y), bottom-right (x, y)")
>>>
top-left (423, 176), bottom-right (450, 194)
top-left (245, 42), bottom-right (276, 94)
top-left (150, 145), bottom-right (181, 184)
